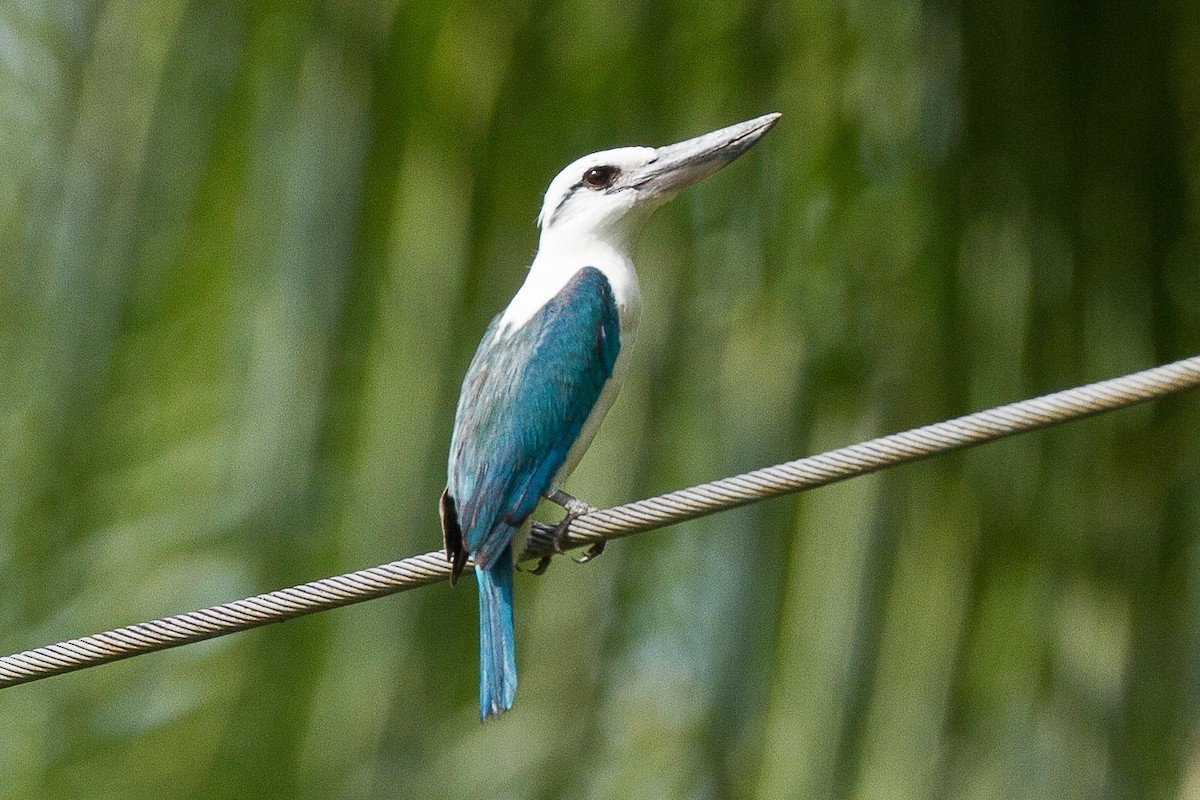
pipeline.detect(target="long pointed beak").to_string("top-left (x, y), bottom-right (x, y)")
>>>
top-left (629, 112), bottom-right (780, 198)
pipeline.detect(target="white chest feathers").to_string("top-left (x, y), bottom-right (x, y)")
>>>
top-left (496, 243), bottom-right (642, 345)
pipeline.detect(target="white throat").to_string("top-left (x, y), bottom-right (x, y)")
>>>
top-left (495, 231), bottom-right (643, 341)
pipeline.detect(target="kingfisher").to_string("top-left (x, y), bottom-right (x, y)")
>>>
top-left (441, 112), bottom-right (780, 720)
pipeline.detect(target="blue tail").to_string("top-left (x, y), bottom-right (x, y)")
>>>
top-left (476, 546), bottom-right (517, 720)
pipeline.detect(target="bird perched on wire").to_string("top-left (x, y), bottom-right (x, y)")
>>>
top-left (441, 112), bottom-right (780, 720)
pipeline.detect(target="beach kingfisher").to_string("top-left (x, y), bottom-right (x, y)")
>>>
top-left (441, 113), bottom-right (780, 719)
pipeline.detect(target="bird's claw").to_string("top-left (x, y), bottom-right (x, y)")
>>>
top-left (573, 541), bottom-right (606, 564)
top-left (525, 555), bottom-right (553, 576)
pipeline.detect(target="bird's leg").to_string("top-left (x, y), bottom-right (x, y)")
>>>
top-left (519, 493), bottom-right (587, 576)
top-left (548, 488), bottom-right (593, 519)
top-left (546, 489), bottom-right (605, 563)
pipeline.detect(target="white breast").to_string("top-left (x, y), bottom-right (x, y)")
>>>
top-left (497, 237), bottom-right (640, 338)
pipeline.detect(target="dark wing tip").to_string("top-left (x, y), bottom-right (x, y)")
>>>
top-left (440, 488), bottom-right (469, 585)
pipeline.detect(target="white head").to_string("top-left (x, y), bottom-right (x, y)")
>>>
top-left (535, 113), bottom-right (781, 252)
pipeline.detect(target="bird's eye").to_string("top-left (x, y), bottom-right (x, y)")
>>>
top-left (582, 165), bottom-right (619, 190)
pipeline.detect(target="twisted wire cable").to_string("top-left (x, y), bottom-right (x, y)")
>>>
top-left (2, 354), bottom-right (1198, 689)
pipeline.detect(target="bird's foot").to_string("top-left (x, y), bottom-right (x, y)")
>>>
top-left (546, 489), bottom-right (604, 563)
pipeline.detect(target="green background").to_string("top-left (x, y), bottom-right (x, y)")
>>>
top-left (2, 1), bottom-right (1199, 798)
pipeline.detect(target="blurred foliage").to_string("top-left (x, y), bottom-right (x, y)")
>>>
top-left (1, 1), bottom-right (1199, 798)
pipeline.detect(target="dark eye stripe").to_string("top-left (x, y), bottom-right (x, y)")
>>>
top-left (547, 187), bottom-right (578, 227)
top-left (546, 165), bottom-right (623, 227)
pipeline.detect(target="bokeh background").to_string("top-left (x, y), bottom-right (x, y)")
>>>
top-left (2, 1), bottom-right (1199, 798)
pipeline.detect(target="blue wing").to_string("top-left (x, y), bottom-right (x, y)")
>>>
top-left (445, 267), bottom-right (621, 570)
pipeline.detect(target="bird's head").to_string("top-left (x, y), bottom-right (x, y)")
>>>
top-left (536, 113), bottom-right (780, 251)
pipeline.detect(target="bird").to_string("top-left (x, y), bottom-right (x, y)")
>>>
top-left (441, 112), bottom-right (780, 720)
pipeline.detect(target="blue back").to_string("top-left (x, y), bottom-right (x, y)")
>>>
top-left (447, 267), bottom-right (621, 568)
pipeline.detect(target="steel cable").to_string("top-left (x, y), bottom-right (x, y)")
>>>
top-left (2, 354), bottom-right (1198, 689)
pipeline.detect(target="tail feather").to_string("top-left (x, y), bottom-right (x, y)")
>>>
top-left (476, 546), bottom-right (517, 720)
